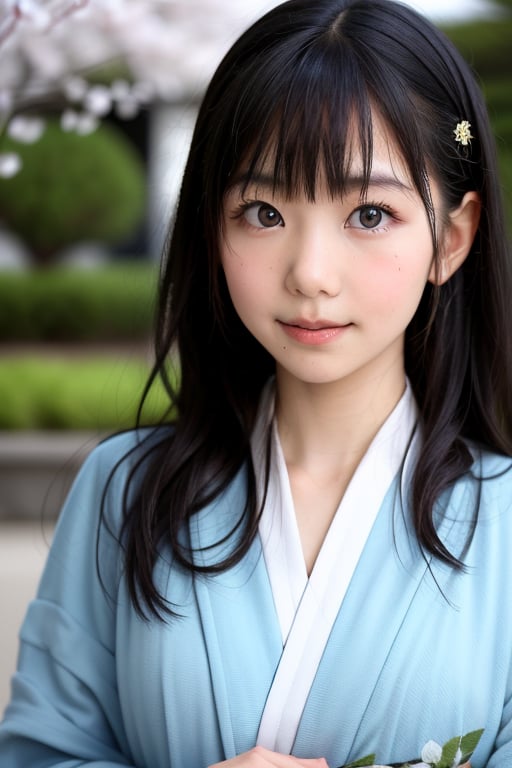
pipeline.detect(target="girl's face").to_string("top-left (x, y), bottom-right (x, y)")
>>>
top-left (220, 117), bottom-right (442, 393)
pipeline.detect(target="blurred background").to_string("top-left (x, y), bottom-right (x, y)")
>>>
top-left (0, 0), bottom-right (510, 715)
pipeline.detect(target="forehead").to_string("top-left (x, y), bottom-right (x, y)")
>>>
top-left (228, 109), bottom-right (416, 200)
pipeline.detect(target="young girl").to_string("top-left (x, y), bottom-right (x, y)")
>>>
top-left (1, 0), bottom-right (511, 766)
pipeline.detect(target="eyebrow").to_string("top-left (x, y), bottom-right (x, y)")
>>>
top-left (229, 171), bottom-right (414, 195)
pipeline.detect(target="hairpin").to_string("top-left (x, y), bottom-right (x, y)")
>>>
top-left (453, 120), bottom-right (473, 147)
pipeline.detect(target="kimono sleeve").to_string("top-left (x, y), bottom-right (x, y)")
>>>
top-left (476, 455), bottom-right (512, 768)
top-left (485, 638), bottom-right (512, 767)
top-left (0, 432), bottom-right (143, 767)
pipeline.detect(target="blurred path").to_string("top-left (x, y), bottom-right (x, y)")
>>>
top-left (0, 521), bottom-right (54, 717)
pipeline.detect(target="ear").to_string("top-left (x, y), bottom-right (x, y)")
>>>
top-left (428, 191), bottom-right (481, 285)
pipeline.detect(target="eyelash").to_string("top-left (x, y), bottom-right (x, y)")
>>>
top-left (229, 199), bottom-right (399, 232)
top-left (347, 201), bottom-right (399, 232)
top-left (229, 200), bottom-right (283, 230)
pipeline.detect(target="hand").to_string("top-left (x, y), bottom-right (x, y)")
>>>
top-left (209, 746), bottom-right (329, 767)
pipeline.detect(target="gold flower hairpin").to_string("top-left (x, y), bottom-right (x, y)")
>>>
top-left (453, 120), bottom-right (473, 147)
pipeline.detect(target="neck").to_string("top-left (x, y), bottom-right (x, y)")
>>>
top-left (274, 367), bottom-right (407, 481)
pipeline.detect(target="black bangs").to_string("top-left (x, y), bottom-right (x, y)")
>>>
top-left (222, 35), bottom-right (376, 202)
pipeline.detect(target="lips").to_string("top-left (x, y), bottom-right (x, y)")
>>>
top-left (277, 318), bottom-right (351, 345)
top-left (284, 318), bottom-right (344, 331)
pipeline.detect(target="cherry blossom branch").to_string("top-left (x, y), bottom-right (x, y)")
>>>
top-left (0, 6), bottom-right (21, 46)
top-left (0, 0), bottom-right (89, 47)
top-left (47, 0), bottom-right (89, 32)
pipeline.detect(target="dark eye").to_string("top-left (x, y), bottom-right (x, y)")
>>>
top-left (245, 203), bottom-right (283, 228)
top-left (359, 206), bottom-right (382, 228)
top-left (347, 205), bottom-right (391, 230)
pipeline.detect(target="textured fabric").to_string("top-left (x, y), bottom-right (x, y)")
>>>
top-left (0, 429), bottom-right (511, 767)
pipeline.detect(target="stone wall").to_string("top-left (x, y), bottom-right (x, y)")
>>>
top-left (0, 432), bottom-right (99, 520)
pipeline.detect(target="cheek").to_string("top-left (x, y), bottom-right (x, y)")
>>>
top-left (360, 255), bottom-right (430, 316)
top-left (224, 269), bottom-right (252, 313)
top-left (221, 235), bottom-right (277, 290)
top-left (221, 249), bottom-right (266, 319)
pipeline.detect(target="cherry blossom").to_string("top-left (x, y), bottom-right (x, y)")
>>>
top-left (0, 0), bottom-right (279, 176)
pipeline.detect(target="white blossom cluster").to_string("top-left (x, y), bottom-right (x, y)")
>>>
top-left (0, 0), bottom-right (278, 177)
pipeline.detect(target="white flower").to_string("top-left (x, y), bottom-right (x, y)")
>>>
top-left (63, 75), bottom-right (88, 103)
top-left (60, 108), bottom-right (98, 135)
top-left (60, 108), bottom-right (78, 131)
top-left (115, 97), bottom-right (139, 119)
top-left (84, 84), bottom-right (111, 117)
top-left (110, 79), bottom-right (131, 101)
top-left (421, 739), bottom-right (443, 765)
top-left (0, 152), bottom-right (22, 177)
top-left (74, 111), bottom-right (98, 135)
top-left (17, 0), bottom-right (51, 28)
top-left (7, 115), bottom-right (45, 143)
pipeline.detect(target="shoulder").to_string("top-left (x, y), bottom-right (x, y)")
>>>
top-left (85, 425), bottom-right (172, 472)
top-left (469, 447), bottom-right (512, 513)
top-left (43, 427), bottom-right (174, 601)
top-left (454, 448), bottom-right (512, 547)
top-left (79, 425), bottom-right (173, 491)
top-left (443, 445), bottom-right (512, 510)
top-left (57, 426), bottom-right (173, 536)
top-left (431, 448), bottom-right (512, 560)
top-left (471, 445), bottom-right (512, 476)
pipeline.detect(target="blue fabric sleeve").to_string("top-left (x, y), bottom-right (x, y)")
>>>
top-left (479, 458), bottom-right (512, 768)
top-left (0, 432), bottom-right (144, 767)
top-left (484, 623), bottom-right (512, 767)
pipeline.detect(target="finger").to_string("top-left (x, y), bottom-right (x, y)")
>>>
top-left (208, 747), bottom-right (329, 767)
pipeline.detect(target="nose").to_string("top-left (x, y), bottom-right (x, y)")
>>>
top-left (284, 223), bottom-right (343, 298)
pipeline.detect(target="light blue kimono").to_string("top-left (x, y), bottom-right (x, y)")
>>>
top-left (1, 428), bottom-right (512, 767)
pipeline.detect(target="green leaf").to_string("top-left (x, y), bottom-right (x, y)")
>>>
top-left (342, 754), bottom-right (377, 768)
top-left (460, 728), bottom-right (485, 762)
top-left (438, 736), bottom-right (461, 768)
top-left (338, 729), bottom-right (484, 768)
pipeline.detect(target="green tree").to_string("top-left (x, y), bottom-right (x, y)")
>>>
top-left (0, 120), bottom-right (146, 266)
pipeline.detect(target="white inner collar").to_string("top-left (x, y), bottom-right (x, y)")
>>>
top-left (251, 379), bottom-right (419, 755)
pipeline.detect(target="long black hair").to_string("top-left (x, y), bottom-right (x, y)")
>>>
top-left (110, 0), bottom-right (512, 618)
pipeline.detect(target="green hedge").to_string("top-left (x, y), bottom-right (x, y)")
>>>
top-left (443, 18), bottom-right (512, 80)
top-left (0, 263), bottom-right (157, 342)
top-left (0, 356), bottom-right (174, 430)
